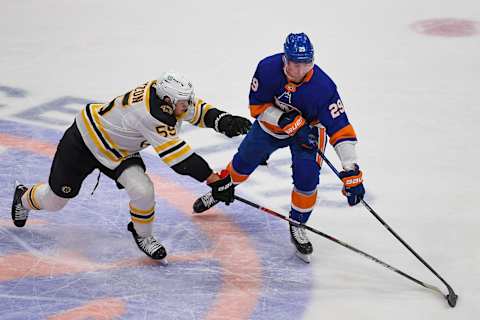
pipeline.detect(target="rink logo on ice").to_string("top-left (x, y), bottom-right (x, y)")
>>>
top-left (0, 85), bottom-right (313, 319)
top-left (0, 85), bottom-right (28, 98)
top-left (0, 132), bottom-right (311, 320)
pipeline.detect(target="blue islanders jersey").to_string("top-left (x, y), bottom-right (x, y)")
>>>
top-left (249, 53), bottom-right (357, 147)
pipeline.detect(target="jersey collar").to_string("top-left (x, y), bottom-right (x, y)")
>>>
top-left (284, 68), bottom-right (314, 89)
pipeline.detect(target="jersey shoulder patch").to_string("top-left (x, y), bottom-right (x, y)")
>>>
top-left (148, 86), bottom-right (177, 126)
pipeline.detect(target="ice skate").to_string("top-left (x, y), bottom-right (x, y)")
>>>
top-left (289, 223), bottom-right (313, 263)
top-left (193, 191), bottom-right (219, 213)
top-left (128, 222), bottom-right (167, 263)
top-left (11, 184), bottom-right (30, 228)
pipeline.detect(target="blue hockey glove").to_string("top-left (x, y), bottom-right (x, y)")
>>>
top-left (295, 125), bottom-right (318, 150)
top-left (278, 110), bottom-right (317, 150)
top-left (338, 164), bottom-right (365, 206)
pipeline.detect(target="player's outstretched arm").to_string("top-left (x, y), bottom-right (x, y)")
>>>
top-left (185, 98), bottom-right (251, 137)
top-left (170, 153), bottom-right (235, 204)
top-left (204, 108), bottom-right (252, 138)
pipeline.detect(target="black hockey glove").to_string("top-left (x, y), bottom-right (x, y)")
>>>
top-left (208, 170), bottom-right (235, 205)
top-left (216, 114), bottom-right (252, 138)
top-left (338, 164), bottom-right (365, 206)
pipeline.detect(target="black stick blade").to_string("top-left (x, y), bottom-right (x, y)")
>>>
top-left (446, 293), bottom-right (458, 308)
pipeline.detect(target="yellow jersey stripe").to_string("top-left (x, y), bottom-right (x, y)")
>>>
top-left (154, 139), bottom-right (182, 153)
top-left (85, 105), bottom-right (123, 159)
top-left (91, 105), bottom-right (129, 158)
top-left (162, 144), bottom-right (192, 165)
top-left (81, 109), bottom-right (119, 162)
top-left (189, 99), bottom-right (202, 125)
top-left (199, 103), bottom-right (213, 127)
top-left (145, 80), bottom-right (154, 113)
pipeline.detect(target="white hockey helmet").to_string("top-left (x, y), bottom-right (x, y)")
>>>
top-left (154, 72), bottom-right (195, 106)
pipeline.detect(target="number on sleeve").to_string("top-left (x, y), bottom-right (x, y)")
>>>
top-left (251, 77), bottom-right (259, 92)
top-left (329, 99), bottom-right (345, 119)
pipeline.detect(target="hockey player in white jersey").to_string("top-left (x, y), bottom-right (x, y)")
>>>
top-left (10, 72), bottom-right (252, 261)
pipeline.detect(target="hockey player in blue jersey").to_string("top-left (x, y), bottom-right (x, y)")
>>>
top-left (193, 33), bottom-right (365, 262)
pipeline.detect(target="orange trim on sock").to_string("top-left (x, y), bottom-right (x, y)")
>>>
top-left (226, 162), bottom-right (249, 184)
top-left (291, 189), bottom-right (317, 210)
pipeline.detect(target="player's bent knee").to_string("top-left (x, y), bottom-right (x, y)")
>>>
top-left (43, 187), bottom-right (69, 211)
top-left (131, 179), bottom-right (154, 202)
top-left (118, 166), bottom-right (155, 202)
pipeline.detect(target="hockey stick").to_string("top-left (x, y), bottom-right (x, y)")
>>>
top-left (234, 195), bottom-right (449, 304)
top-left (316, 149), bottom-right (458, 307)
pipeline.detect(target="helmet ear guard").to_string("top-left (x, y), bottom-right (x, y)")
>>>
top-left (154, 72), bottom-right (195, 106)
top-left (283, 32), bottom-right (314, 63)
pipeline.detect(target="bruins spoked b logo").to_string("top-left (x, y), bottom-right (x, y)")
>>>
top-left (62, 186), bottom-right (72, 194)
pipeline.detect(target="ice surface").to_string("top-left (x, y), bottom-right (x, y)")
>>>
top-left (1, 0), bottom-right (479, 319)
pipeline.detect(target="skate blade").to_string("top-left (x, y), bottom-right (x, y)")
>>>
top-left (295, 251), bottom-right (311, 263)
top-left (153, 257), bottom-right (168, 267)
top-left (192, 205), bottom-right (212, 214)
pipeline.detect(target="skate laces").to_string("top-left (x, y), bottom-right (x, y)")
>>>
top-left (291, 225), bottom-right (310, 244)
top-left (13, 186), bottom-right (29, 220)
top-left (138, 236), bottom-right (163, 256)
top-left (14, 203), bottom-right (29, 220)
top-left (201, 192), bottom-right (218, 207)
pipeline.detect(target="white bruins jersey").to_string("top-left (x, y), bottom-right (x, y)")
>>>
top-left (75, 80), bottom-right (214, 170)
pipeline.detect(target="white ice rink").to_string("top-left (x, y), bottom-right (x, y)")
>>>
top-left (1, 0), bottom-right (479, 319)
